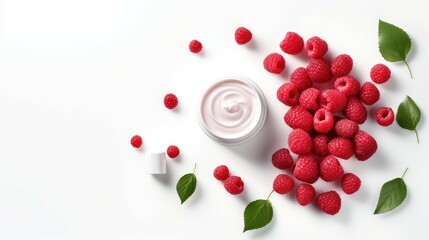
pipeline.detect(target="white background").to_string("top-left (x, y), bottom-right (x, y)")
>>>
top-left (1, 0), bottom-right (428, 239)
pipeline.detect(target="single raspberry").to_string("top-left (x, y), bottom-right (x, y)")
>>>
top-left (320, 89), bottom-right (347, 113)
top-left (312, 134), bottom-right (330, 157)
top-left (293, 154), bottom-right (319, 183)
top-left (130, 135), bottom-right (143, 148)
top-left (299, 87), bottom-right (320, 111)
top-left (370, 63), bottom-right (391, 84)
top-left (235, 27), bottom-right (252, 45)
top-left (224, 176), bottom-right (244, 195)
top-left (313, 108), bottom-right (334, 133)
top-left (306, 58), bottom-right (332, 83)
top-left (375, 107), bottom-right (395, 127)
top-left (306, 36), bottom-right (328, 58)
top-left (189, 40), bottom-right (202, 53)
top-left (277, 82), bottom-right (300, 106)
top-left (331, 54), bottom-right (353, 77)
top-left (319, 155), bottom-right (344, 182)
top-left (279, 32), bottom-right (304, 55)
top-left (273, 174), bottom-right (295, 194)
top-left (272, 148), bottom-right (294, 169)
top-left (334, 75), bottom-right (361, 97)
top-left (341, 173), bottom-right (361, 195)
top-left (343, 97), bottom-right (367, 124)
top-left (288, 129), bottom-right (313, 155)
top-left (213, 165), bottom-right (229, 181)
top-left (316, 191), bottom-right (341, 215)
top-left (353, 130), bottom-right (377, 161)
top-left (359, 82), bottom-right (380, 105)
top-left (295, 183), bottom-right (316, 206)
top-left (328, 137), bottom-right (354, 160)
top-left (290, 67), bottom-right (312, 92)
top-left (166, 145), bottom-right (180, 158)
top-left (334, 119), bottom-right (359, 138)
top-left (164, 93), bottom-right (179, 109)
top-left (284, 106), bottom-right (314, 132)
top-left (263, 53), bottom-right (286, 74)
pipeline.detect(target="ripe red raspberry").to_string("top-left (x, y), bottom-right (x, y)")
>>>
top-left (288, 129), bottom-right (313, 155)
top-left (272, 148), bottom-right (294, 169)
top-left (328, 137), bottom-right (354, 160)
top-left (313, 108), bottom-right (334, 133)
top-left (166, 145), bottom-right (180, 158)
top-left (293, 154), bottom-right (319, 183)
top-left (316, 191), bottom-right (341, 215)
top-left (343, 97), bottom-right (367, 124)
top-left (277, 82), bottom-right (299, 106)
top-left (213, 165), bottom-right (229, 181)
top-left (280, 32), bottom-right (304, 55)
top-left (334, 75), bottom-right (361, 97)
top-left (224, 176), bottom-right (244, 195)
top-left (320, 89), bottom-right (347, 113)
top-left (284, 106), bottom-right (314, 132)
top-left (341, 173), bottom-right (361, 195)
top-left (306, 36), bottom-right (328, 58)
top-left (299, 87), bottom-right (320, 111)
top-left (307, 58), bottom-right (332, 83)
top-left (319, 155), bottom-right (344, 182)
top-left (290, 67), bottom-right (312, 92)
top-left (130, 135), bottom-right (143, 148)
top-left (334, 119), bottom-right (359, 138)
top-left (273, 174), bottom-right (295, 194)
top-left (370, 63), bottom-right (391, 84)
top-left (263, 53), bottom-right (286, 74)
top-left (353, 130), bottom-right (377, 161)
top-left (295, 183), bottom-right (316, 206)
top-left (375, 107), bottom-right (395, 127)
top-left (164, 93), bottom-right (179, 109)
top-left (312, 134), bottom-right (330, 157)
top-left (331, 54), bottom-right (353, 77)
top-left (189, 40), bottom-right (202, 53)
top-left (235, 27), bottom-right (252, 45)
top-left (359, 82), bottom-right (380, 105)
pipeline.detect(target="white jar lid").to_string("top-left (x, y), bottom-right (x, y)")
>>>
top-left (144, 152), bottom-right (166, 174)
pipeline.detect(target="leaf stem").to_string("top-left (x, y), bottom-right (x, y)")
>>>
top-left (415, 129), bottom-right (420, 144)
top-left (192, 163), bottom-right (197, 174)
top-left (401, 167), bottom-right (409, 179)
top-left (267, 190), bottom-right (274, 200)
top-left (404, 60), bottom-right (413, 79)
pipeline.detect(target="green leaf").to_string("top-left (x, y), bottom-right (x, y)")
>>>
top-left (243, 199), bottom-right (273, 232)
top-left (374, 177), bottom-right (407, 214)
top-left (396, 95), bottom-right (421, 143)
top-left (176, 173), bottom-right (197, 204)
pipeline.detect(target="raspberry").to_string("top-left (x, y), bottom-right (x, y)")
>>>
top-left (334, 75), bottom-right (361, 97)
top-left (316, 191), bottom-right (341, 215)
top-left (189, 40), bottom-right (202, 53)
top-left (306, 36), bottom-right (328, 58)
top-left (353, 130), bottom-right (377, 161)
top-left (166, 145), bottom-right (180, 158)
top-left (359, 82), bottom-right (380, 105)
top-left (331, 54), bottom-right (353, 77)
top-left (284, 106), bottom-right (314, 132)
top-left (328, 137), bottom-right (354, 160)
top-left (130, 135), bottom-right (143, 148)
top-left (293, 154), bottom-right (319, 183)
top-left (277, 82), bottom-right (300, 106)
top-left (334, 119), bottom-right (359, 138)
top-left (273, 174), bottom-right (295, 194)
top-left (290, 67), bottom-right (312, 92)
top-left (375, 107), bottom-right (395, 127)
top-left (341, 173), bottom-right (361, 195)
top-left (263, 53), bottom-right (286, 74)
top-left (312, 134), bottom-right (330, 157)
top-left (224, 176), bottom-right (244, 195)
top-left (370, 63), bottom-right (391, 84)
top-left (343, 97), bottom-right (367, 124)
top-left (164, 93), bottom-right (179, 109)
top-left (307, 58), bottom-right (332, 83)
top-left (313, 108), bottom-right (334, 133)
top-left (288, 129), bottom-right (313, 155)
top-left (213, 165), bottom-right (229, 181)
top-left (320, 89), bottom-right (347, 113)
top-left (280, 32), bottom-right (304, 55)
top-left (235, 27), bottom-right (252, 45)
top-left (295, 183), bottom-right (316, 206)
top-left (299, 87), bottom-right (320, 111)
top-left (272, 148), bottom-right (294, 169)
top-left (319, 155), bottom-right (344, 182)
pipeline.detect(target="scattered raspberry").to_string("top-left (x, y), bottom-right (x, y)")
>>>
top-left (295, 184), bottom-right (316, 206)
top-left (359, 82), bottom-right (380, 105)
top-left (313, 108), bottom-right (334, 133)
top-left (306, 58), bottom-right (332, 83)
top-left (272, 148), bottom-right (294, 169)
top-left (370, 63), bottom-right (391, 84)
top-left (320, 89), bottom-right (347, 113)
top-left (224, 176), bottom-right (244, 195)
top-left (166, 145), bottom-right (180, 158)
top-left (164, 93), bottom-right (179, 109)
top-left (312, 134), bottom-right (330, 157)
top-left (328, 137), bottom-right (354, 160)
top-left (316, 191), bottom-right (341, 215)
top-left (375, 107), bottom-right (395, 127)
top-left (273, 174), bottom-right (295, 194)
top-left (189, 40), bottom-right (202, 53)
top-left (235, 27), bottom-right (252, 45)
top-left (280, 32), bottom-right (304, 55)
top-left (319, 155), bottom-right (344, 182)
top-left (334, 119), bottom-right (359, 138)
top-left (130, 135), bottom-right (143, 148)
top-left (341, 173), bottom-right (361, 195)
top-left (284, 106), bottom-right (314, 132)
top-left (331, 54), bottom-right (353, 77)
top-left (306, 36), bottom-right (328, 58)
top-left (299, 87), bottom-right (320, 111)
top-left (353, 130), bottom-right (378, 161)
top-left (213, 165), bottom-right (229, 181)
top-left (343, 97), bottom-right (367, 124)
top-left (290, 67), bottom-right (312, 92)
top-left (293, 154), bottom-right (319, 183)
top-left (334, 75), bottom-right (361, 97)
top-left (277, 82), bottom-right (300, 106)
top-left (263, 53), bottom-right (286, 74)
top-left (288, 129), bottom-right (313, 155)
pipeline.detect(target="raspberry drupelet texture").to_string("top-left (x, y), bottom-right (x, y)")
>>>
top-left (130, 135), bottom-right (143, 148)
top-left (334, 75), bottom-right (361, 97)
top-left (341, 173), bottom-right (361, 195)
top-left (331, 54), bottom-right (353, 77)
top-left (272, 148), bottom-right (294, 169)
top-left (313, 108), bottom-right (334, 133)
top-left (307, 58), bottom-right (332, 83)
top-left (277, 82), bottom-right (300, 106)
top-left (312, 134), bottom-right (330, 157)
top-left (224, 176), bottom-right (244, 195)
top-left (280, 32), bottom-right (304, 55)
top-left (316, 191), bottom-right (341, 215)
top-left (293, 154), bottom-right (319, 184)
top-left (328, 137), bottom-right (354, 160)
top-left (359, 82), bottom-right (380, 105)
top-left (284, 106), bottom-right (314, 132)
top-left (288, 129), bottom-right (313, 155)
top-left (370, 63), bottom-right (391, 84)
top-left (164, 93), bottom-right (179, 109)
top-left (320, 89), bottom-right (347, 113)
top-left (264, 53), bottom-right (286, 74)
top-left (334, 119), bottom-right (359, 138)
top-left (295, 183), bottom-right (316, 206)
top-left (290, 67), bottom-right (312, 92)
top-left (343, 97), bottom-right (368, 124)
top-left (375, 107), bottom-right (395, 127)
top-left (306, 36), bottom-right (328, 58)
top-left (235, 27), bottom-right (252, 45)
top-left (319, 155), bottom-right (344, 182)
top-left (353, 130), bottom-right (377, 161)
top-left (189, 40), bottom-right (203, 53)
top-left (299, 87), bottom-right (320, 111)
top-left (213, 165), bottom-right (230, 181)
top-left (273, 174), bottom-right (295, 194)
top-left (166, 145), bottom-right (180, 158)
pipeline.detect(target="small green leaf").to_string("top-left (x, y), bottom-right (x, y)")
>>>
top-left (396, 95), bottom-right (421, 143)
top-left (374, 177), bottom-right (407, 214)
top-left (176, 173), bottom-right (197, 204)
top-left (243, 199), bottom-right (273, 232)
